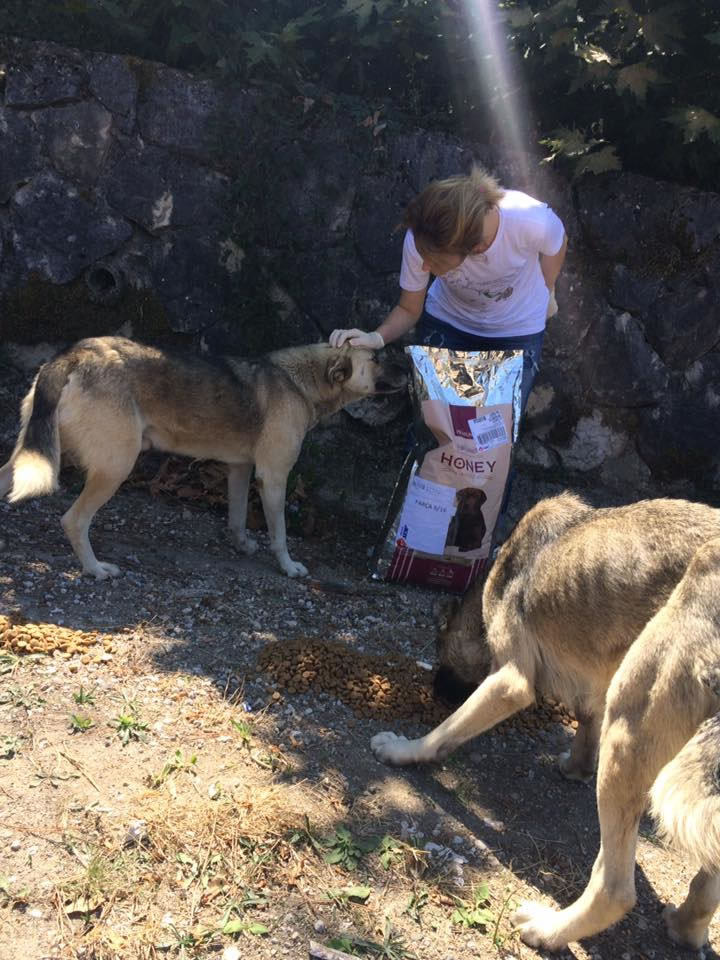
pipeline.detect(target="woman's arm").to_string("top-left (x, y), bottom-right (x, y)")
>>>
top-left (539, 233), bottom-right (568, 292)
top-left (329, 287), bottom-right (426, 348)
top-left (375, 288), bottom-right (427, 344)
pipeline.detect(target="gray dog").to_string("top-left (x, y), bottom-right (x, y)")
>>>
top-left (0, 336), bottom-right (406, 578)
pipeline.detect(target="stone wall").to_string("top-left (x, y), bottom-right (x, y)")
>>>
top-left (1, 35), bottom-right (718, 502)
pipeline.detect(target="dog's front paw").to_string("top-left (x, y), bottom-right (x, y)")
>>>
top-left (513, 900), bottom-right (567, 951)
top-left (371, 731), bottom-right (418, 766)
top-left (86, 561), bottom-right (121, 581)
top-left (281, 558), bottom-right (308, 578)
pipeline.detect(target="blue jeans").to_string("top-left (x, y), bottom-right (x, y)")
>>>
top-left (413, 312), bottom-right (545, 417)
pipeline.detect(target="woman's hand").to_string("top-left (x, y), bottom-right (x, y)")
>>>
top-left (546, 288), bottom-right (558, 319)
top-left (329, 329), bottom-right (385, 349)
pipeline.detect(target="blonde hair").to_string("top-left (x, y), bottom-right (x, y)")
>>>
top-left (401, 165), bottom-right (505, 257)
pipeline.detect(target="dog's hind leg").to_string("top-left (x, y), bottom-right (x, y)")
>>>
top-left (664, 869), bottom-right (720, 948)
top-left (61, 466), bottom-right (134, 579)
top-left (559, 708), bottom-right (602, 783)
top-left (227, 462), bottom-right (258, 556)
top-left (371, 660), bottom-right (534, 765)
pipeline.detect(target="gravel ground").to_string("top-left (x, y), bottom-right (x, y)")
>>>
top-left (0, 359), bottom-right (717, 960)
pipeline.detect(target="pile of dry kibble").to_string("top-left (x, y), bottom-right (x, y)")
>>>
top-left (0, 612), bottom-right (114, 663)
top-left (257, 637), bottom-right (577, 735)
top-left (257, 637), bottom-right (448, 725)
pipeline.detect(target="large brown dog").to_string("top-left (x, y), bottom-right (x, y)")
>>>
top-left (371, 492), bottom-right (720, 950)
top-left (0, 336), bottom-right (406, 579)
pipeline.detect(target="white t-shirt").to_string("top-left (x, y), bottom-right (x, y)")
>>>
top-left (399, 189), bottom-right (566, 337)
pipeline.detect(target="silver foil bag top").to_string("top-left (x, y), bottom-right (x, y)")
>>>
top-left (371, 347), bottom-right (523, 593)
top-left (408, 346), bottom-right (523, 435)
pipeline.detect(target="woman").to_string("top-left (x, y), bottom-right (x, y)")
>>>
top-left (330, 165), bottom-right (567, 415)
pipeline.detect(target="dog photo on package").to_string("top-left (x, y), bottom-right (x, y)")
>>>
top-left (373, 346), bottom-right (523, 592)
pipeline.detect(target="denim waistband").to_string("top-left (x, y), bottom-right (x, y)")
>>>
top-left (414, 311), bottom-right (545, 352)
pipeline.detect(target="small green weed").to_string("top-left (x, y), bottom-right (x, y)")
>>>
top-left (221, 918), bottom-right (269, 937)
top-left (69, 714), bottom-right (94, 733)
top-left (149, 749), bottom-right (198, 788)
top-left (287, 816), bottom-right (326, 855)
top-left (164, 923), bottom-right (214, 956)
top-left (328, 918), bottom-right (417, 958)
top-left (377, 835), bottom-right (428, 875)
top-left (0, 652), bottom-right (20, 675)
top-left (110, 712), bottom-right (149, 745)
top-left (72, 686), bottom-right (96, 705)
top-left (323, 826), bottom-right (379, 871)
top-left (378, 835), bottom-right (404, 870)
top-left (230, 716), bottom-right (253, 747)
top-left (404, 889), bottom-right (429, 923)
top-left (0, 686), bottom-right (45, 710)
top-left (451, 882), bottom-right (495, 930)
top-left (0, 875), bottom-right (29, 909)
top-left (327, 937), bottom-right (359, 955)
top-left (220, 894), bottom-right (270, 936)
top-left (325, 884), bottom-right (372, 905)
top-left (0, 735), bottom-right (22, 759)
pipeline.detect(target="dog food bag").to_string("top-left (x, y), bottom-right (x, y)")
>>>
top-left (371, 346), bottom-right (523, 592)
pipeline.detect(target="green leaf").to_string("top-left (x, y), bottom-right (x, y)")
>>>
top-left (356, 836), bottom-right (379, 854)
top-left (328, 937), bottom-right (356, 953)
top-left (476, 883), bottom-right (490, 903)
top-left (541, 126), bottom-right (594, 160)
top-left (343, 884), bottom-right (372, 902)
top-left (666, 106), bottom-right (720, 144)
top-left (615, 62), bottom-right (662, 101)
top-left (574, 145), bottom-right (622, 177)
top-left (641, 4), bottom-right (685, 52)
top-left (323, 848), bottom-right (346, 864)
top-left (575, 42), bottom-right (617, 65)
top-left (240, 30), bottom-right (282, 70)
top-left (247, 922), bottom-right (269, 935)
top-left (222, 918), bottom-right (246, 934)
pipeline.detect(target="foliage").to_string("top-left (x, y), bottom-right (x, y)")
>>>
top-left (72, 686), bottom-right (96, 705)
top-left (451, 882), bottom-right (495, 930)
top-left (328, 917), bottom-right (416, 958)
top-left (68, 713), bottom-right (94, 733)
top-left (322, 825), bottom-right (378, 871)
top-left (503, 0), bottom-right (720, 184)
top-left (109, 711), bottom-right (149, 745)
top-left (1, 1), bottom-right (718, 186)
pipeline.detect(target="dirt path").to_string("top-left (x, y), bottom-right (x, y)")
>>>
top-left (0, 367), bottom-right (717, 960)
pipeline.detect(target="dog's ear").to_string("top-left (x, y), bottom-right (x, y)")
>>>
top-left (477, 489), bottom-right (487, 505)
top-left (326, 351), bottom-right (353, 385)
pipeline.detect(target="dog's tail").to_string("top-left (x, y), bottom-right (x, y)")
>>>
top-left (7, 352), bottom-right (75, 503)
top-left (650, 712), bottom-right (720, 874)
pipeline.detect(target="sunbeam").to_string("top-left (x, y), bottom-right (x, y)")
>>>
top-left (458, 0), bottom-right (535, 178)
